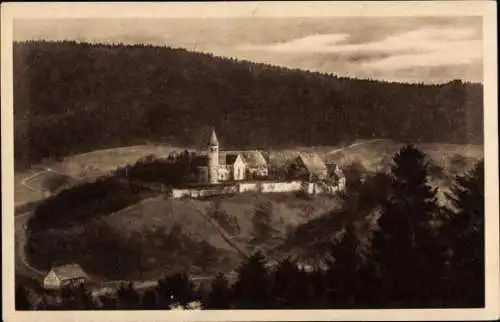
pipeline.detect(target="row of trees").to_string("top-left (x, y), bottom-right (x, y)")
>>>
top-left (117, 150), bottom-right (200, 186)
top-left (18, 145), bottom-right (485, 309)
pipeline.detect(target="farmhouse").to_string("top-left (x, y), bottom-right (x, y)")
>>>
top-left (237, 151), bottom-right (269, 178)
top-left (289, 152), bottom-right (329, 181)
top-left (43, 264), bottom-right (90, 290)
top-left (196, 129), bottom-right (269, 184)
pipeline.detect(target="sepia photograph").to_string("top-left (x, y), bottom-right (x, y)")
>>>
top-left (2, 2), bottom-right (499, 321)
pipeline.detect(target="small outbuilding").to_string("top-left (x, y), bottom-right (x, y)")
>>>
top-left (43, 264), bottom-right (90, 290)
top-left (289, 152), bottom-right (328, 181)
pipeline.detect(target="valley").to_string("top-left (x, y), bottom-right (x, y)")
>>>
top-left (15, 139), bottom-right (483, 287)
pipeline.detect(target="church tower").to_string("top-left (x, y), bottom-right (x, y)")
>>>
top-left (208, 128), bottom-right (219, 184)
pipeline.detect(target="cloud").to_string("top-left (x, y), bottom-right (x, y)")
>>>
top-left (13, 17), bottom-right (483, 83)
top-left (358, 27), bottom-right (481, 70)
top-left (239, 33), bottom-right (350, 53)
top-left (237, 26), bottom-right (481, 70)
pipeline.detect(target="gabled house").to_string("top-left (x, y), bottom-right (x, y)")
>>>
top-left (289, 152), bottom-right (328, 181)
top-left (43, 264), bottom-right (90, 290)
top-left (225, 153), bottom-right (246, 181)
top-left (238, 151), bottom-right (269, 178)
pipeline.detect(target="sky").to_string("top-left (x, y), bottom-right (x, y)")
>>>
top-left (14, 16), bottom-right (483, 84)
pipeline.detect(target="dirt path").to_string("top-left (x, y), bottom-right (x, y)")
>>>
top-left (191, 203), bottom-right (250, 260)
top-left (21, 165), bottom-right (82, 195)
top-left (327, 139), bottom-right (386, 155)
top-left (20, 168), bottom-right (51, 193)
top-left (15, 211), bottom-right (46, 278)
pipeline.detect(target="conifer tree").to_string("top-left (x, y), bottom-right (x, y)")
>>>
top-left (306, 268), bottom-right (328, 308)
top-left (231, 251), bottom-right (271, 308)
top-left (208, 273), bottom-right (232, 309)
top-left (442, 160), bottom-right (484, 306)
top-left (325, 226), bottom-right (362, 306)
top-left (271, 257), bottom-right (307, 308)
top-left (371, 144), bottom-right (441, 306)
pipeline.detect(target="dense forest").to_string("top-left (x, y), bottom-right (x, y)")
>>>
top-left (14, 41), bottom-right (483, 168)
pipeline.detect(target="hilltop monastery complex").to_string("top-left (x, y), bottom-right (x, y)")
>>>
top-left (166, 129), bottom-right (346, 198)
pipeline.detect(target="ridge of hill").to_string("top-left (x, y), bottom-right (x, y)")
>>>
top-left (14, 40), bottom-right (483, 168)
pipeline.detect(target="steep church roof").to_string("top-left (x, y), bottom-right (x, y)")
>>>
top-left (209, 128), bottom-right (219, 146)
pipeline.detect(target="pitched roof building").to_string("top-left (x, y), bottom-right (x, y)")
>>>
top-left (196, 129), bottom-right (268, 183)
top-left (292, 152), bottom-right (329, 180)
top-left (43, 264), bottom-right (90, 290)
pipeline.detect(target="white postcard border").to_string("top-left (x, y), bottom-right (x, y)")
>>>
top-left (2, 2), bottom-right (498, 321)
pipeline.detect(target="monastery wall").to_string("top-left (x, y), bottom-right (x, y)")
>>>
top-left (170, 180), bottom-right (343, 199)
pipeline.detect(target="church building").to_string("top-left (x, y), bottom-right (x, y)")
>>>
top-left (193, 129), bottom-right (249, 184)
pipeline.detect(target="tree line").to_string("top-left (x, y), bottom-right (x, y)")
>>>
top-left (18, 145), bottom-right (484, 309)
top-left (14, 40), bottom-right (482, 169)
top-left (116, 151), bottom-right (200, 186)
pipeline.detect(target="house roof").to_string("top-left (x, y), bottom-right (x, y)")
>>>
top-left (297, 152), bottom-right (328, 175)
top-left (193, 153), bottom-right (241, 167)
top-left (225, 154), bottom-right (240, 165)
top-left (236, 151), bottom-right (268, 167)
top-left (51, 264), bottom-right (89, 281)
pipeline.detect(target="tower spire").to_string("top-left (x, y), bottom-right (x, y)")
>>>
top-left (210, 127), bottom-right (219, 146)
top-left (208, 127), bottom-right (219, 184)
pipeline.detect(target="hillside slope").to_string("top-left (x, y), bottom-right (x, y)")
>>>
top-left (25, 193), bottom-right (342, 280)
top-left (14, 41), bottom-right (482, 168)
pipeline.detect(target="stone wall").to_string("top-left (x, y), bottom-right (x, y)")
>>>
top-left (170, 180), bottom-right (344, 199)
top-left (260, 181), bottom-right (303, 193)
top-left (171, 185), bottom-right (238, 199)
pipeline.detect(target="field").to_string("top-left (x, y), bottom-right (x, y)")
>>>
top-left (53, 144), bottom-right (185, 177)
top-left (14, 144), bottom-right (183, 206)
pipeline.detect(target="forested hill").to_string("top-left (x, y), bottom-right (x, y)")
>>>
top-left (14, 41), bottom-right (483, 167)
